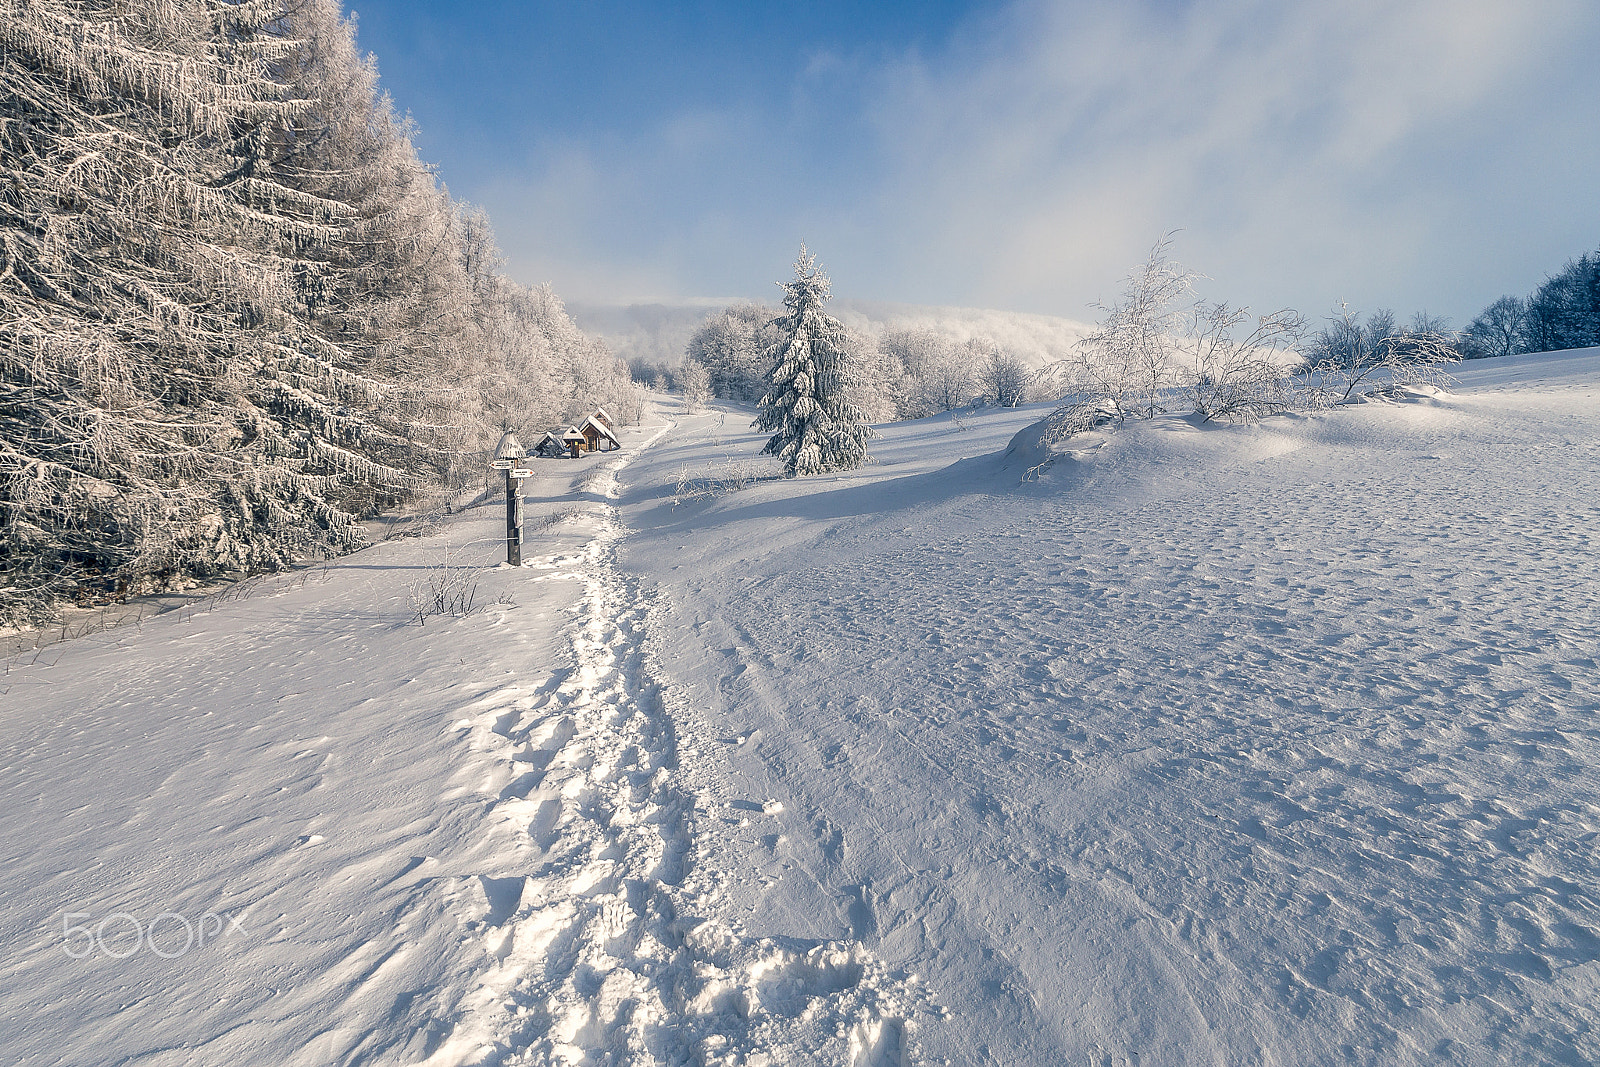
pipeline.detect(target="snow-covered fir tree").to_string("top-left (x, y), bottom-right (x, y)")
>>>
top-left (754, 247), bottom-right (872, 476)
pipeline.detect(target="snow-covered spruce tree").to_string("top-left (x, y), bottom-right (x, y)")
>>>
top-left (754, 247), bottom-right (871, 476)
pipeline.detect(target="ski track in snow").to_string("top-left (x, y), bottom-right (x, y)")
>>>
top-left (428, 449), bottom-right (932, 1066)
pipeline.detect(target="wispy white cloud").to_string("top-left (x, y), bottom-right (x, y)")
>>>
top-left (860, 0), bottom-right (1600, 321)
top-left (476, 0), bottom-right (1599, 324)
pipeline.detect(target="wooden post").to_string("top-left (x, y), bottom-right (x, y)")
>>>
top-left (504, 469), bottom-right (522, 566)
top-left (491, 431), bottom-right (526, 566)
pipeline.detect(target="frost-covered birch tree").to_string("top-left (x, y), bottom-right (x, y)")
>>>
top-left (754, 246), bottom-right (871, 476)
top-left (678, 358), bottom-right (711, 414)
top-left (1068, 234), bottom-right (1196, 419)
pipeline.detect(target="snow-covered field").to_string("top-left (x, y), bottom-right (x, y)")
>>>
top-left (2, 349), bottom-right (1597, 1065)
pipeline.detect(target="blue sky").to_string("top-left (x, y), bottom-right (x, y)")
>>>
top-left (350, 0), bottom-right (1600, 326)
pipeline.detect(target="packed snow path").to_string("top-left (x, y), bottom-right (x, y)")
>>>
top-left (0, 416), bottom-right (924, 1066)
top-left (429, 504), bottom-right (929, 1066)
top-left (617, 349), bottom-right (1600, 1066)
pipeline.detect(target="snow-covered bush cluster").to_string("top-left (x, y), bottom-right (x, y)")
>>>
top-left (0, 0), bottom-right (638, 625)
top-left (1302, 305), bottom-right (1460, 403)
top-left (1037, 236), bottom-right (1460, 449)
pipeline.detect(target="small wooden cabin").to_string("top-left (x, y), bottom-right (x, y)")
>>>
top-left (560, 426), bottom-right (586, 457)
top-left (579, 413), bottom-right (621, 453)
top-left (530, 431), bottom-right (565, 459)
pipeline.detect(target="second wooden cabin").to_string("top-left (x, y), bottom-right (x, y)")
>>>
top-left (529, 431), bottom-right (566, 458)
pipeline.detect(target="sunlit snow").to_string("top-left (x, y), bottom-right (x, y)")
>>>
top-left (2, 348), bottom-right (1596, 1065)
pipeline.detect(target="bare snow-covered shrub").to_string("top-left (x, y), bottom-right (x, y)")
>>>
top-left (671, 457), bottom-right (775, 506)
top-left (1009, 395), bottom-right (1121, 482)
top-left (1178, 305), bottom-right (1305, 423)
top-left (1304, 305), bottom-right (1461, 403)
top-left (1038, 395), bottom-right (1123, 448)
top-left (406, 549), bottom-right (492, 625)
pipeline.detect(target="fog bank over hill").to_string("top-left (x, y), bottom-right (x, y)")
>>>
top-left (568, 299), bottom-right (1096, 371)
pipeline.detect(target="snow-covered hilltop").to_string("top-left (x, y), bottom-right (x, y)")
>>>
top-left (2, 348), bottom-right (1596, 1065)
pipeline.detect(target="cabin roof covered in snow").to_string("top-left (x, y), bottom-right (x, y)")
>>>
top-left (580, 415), bottom-right (620, 445)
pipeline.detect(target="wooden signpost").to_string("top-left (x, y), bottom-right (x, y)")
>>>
top-left (492, 431), bottom-right (525, 566)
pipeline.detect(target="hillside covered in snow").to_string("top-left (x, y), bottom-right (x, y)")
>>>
top-left (2, 348), bottom-right (1597, 1065)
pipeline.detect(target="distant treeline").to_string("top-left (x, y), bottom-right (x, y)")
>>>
top-left (642, 244), bottom-right (1600, 423)
top-left (1460, 248), bottom-right (1600, 359)
top-left (1, 0), bottom-right (640, 625)
top-left (637, 303), bottom-right (1044, 421)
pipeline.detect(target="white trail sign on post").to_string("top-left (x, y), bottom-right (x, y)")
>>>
top-left (492, 432), bottom-right (525, 566)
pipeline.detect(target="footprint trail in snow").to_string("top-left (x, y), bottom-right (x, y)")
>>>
top-left (430, 456), bottom-right (933, 1066)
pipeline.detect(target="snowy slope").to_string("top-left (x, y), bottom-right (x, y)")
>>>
top-left (3, 349), bottom-right (1596, 1066)
top-left (0, 421), bottom-right (920, 1066)
top-left (614, 350), bottom-right (1600, 1065)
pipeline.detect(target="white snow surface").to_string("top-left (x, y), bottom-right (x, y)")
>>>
top-left (3, 348), bottom-right (1598, 1065)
